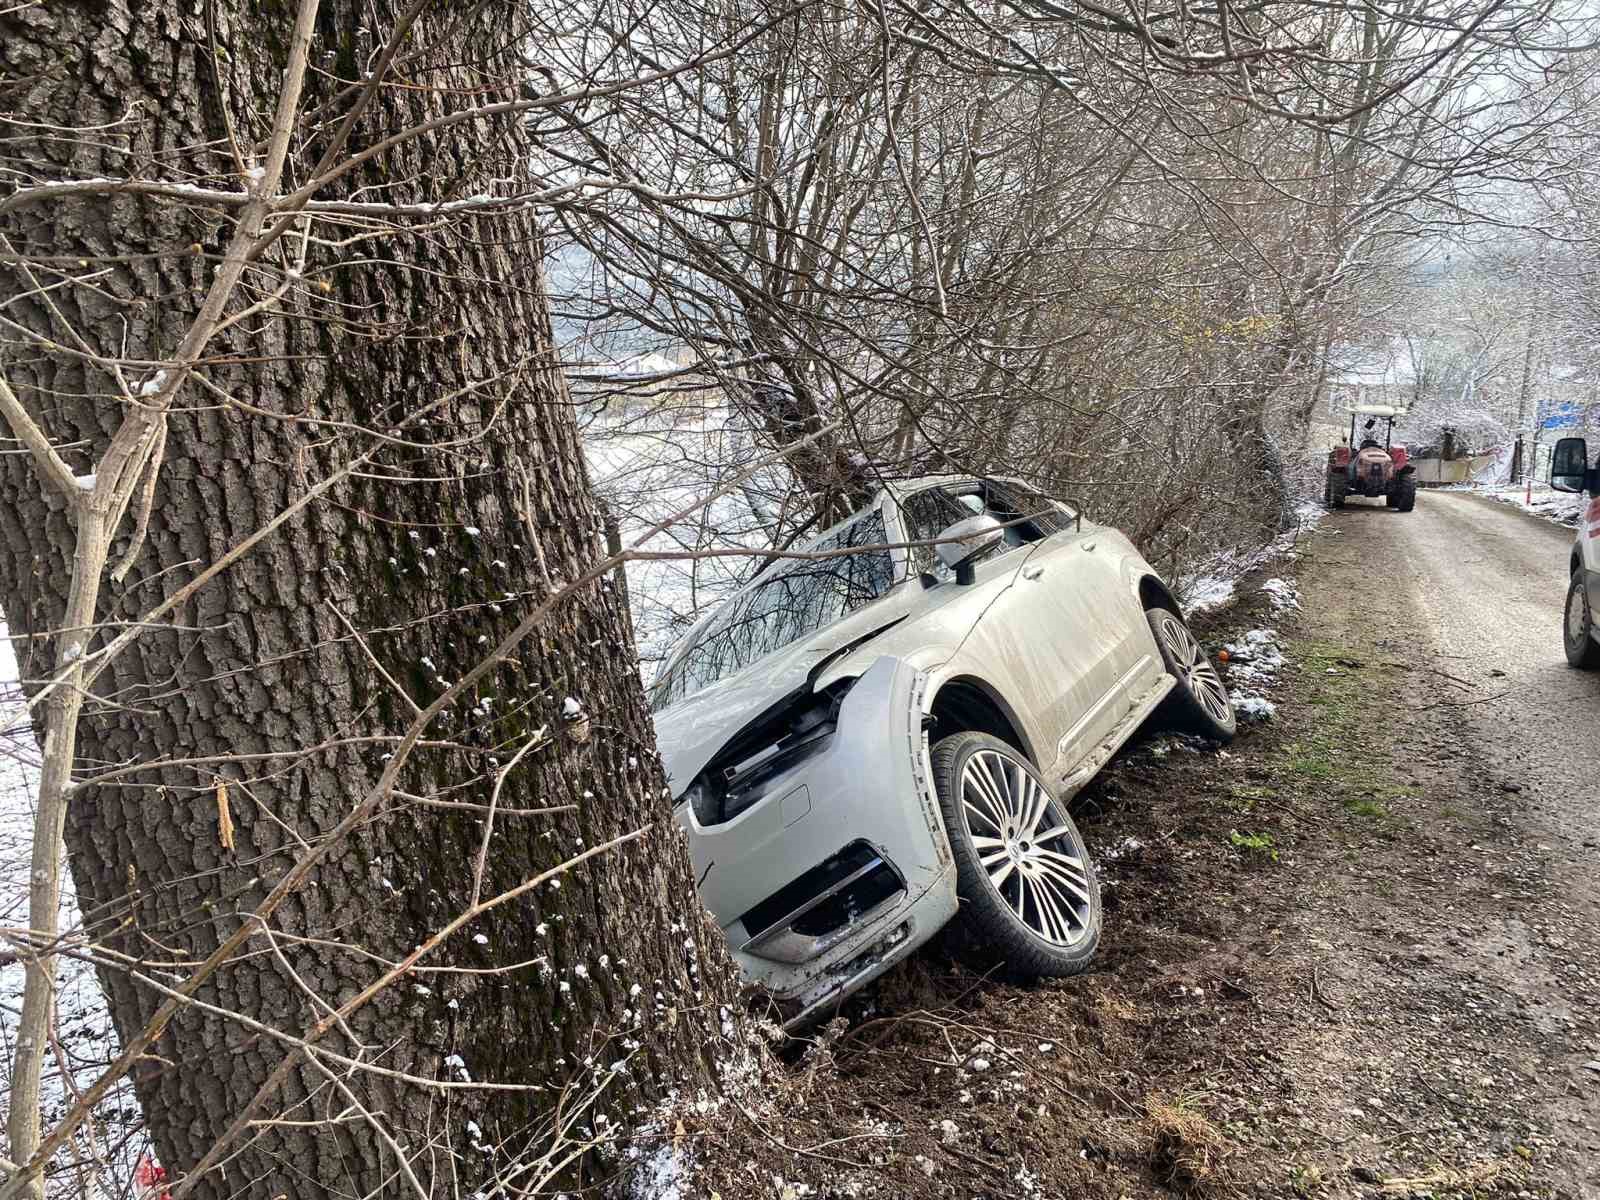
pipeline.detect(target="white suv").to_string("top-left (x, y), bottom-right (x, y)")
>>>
top-left (1552, 438), bottom-right (1600, 667)
top-left (650, 476), bottom-right (1234, 1026)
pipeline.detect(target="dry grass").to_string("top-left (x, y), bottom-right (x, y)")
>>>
top-left (1141, 1093), bottom-right (1234, 1193)
top-left (1378, 1158), bottom-right (1511, 1197)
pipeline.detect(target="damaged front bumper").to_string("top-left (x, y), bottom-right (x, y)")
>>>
top-left (674, 656), bottom-right (959, 1028)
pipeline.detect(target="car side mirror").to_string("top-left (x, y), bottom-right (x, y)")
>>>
top-left (933, 514), bottom-right (1004, 585)
top-left (1551, 437), bottom-right (1591, 494)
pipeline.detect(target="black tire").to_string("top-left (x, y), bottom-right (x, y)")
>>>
top-left (1395, 474), bottom-right (1417, 512)
top-left (1564, 572), bottom-right (1600, 669)
top-left (1147, 607), bottom-right (1237, 742)
top-left (931, 732), bottom-right (1100, 977)
top-left (1385, 491), bottom-right (1399, 508)
top-left (1325, 474), bottom-right (1346, 509)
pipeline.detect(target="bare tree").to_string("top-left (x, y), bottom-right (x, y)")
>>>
top-left (555, 0), bottom-right (1595, 578)
top-left (0, 1), bottom-right (740, 1197)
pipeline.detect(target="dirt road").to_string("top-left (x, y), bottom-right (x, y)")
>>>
top-left (1287, 489), bottom-right (1600, 1197)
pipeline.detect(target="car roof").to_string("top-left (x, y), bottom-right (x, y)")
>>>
top-left (879, 473), bottom-right (968, 497)
top-left (879, 472), bottom-right (1047, 498)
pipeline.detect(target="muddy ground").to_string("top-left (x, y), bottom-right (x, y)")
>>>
top-left (668, 493), bottom-right (1600, 1200)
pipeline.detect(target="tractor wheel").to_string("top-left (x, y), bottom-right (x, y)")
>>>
top-left (1326, 475), bottom-right (1346, 510)
top-left (1564, 573), bottom-right (1600, 669)
top-left (1395, 475), bottom-right (1417, 512)
top-left (1385, 492), bottom-right (1399, 508)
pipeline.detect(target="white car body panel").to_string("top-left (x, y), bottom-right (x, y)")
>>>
top-left (1575, 492), bottom-right (1600, 626)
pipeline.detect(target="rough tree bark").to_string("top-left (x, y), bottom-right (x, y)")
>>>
top-left (0, 1), bottom-right (734, 1196)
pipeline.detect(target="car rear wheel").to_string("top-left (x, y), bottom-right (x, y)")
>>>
top-left (931, 732), bottom-right (1100, 977)
top-left (1148, 607), bottom-right (1237, 742)
top-left (1564, 573), bottom-right (1600, 669)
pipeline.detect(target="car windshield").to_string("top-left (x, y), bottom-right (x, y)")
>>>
top-left (650, 510), bottom-right (895, 710)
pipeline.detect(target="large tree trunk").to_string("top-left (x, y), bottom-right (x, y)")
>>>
top-left (0, 2), bottom-right (732, 1196)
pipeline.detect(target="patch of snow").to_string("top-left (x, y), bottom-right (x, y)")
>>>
top-left (1470, 481), bottom-right (1587, 528)
top-left (606, 352), bottom-right (683, 380)
top-left (624, 1139), bottom-right (688, 1196)
top-left (1231, 695), bottom-right (1277, 721)
top-left (1097, 836), bottom-right (1145, 864)
top-left (1222, 627), bottom-right (1288, 722)
top-left (1181, 570), bottom-right (1240, 615)
top-left (1179, 503), bottom-right (1323, 617)
top-left (1260, 577), bottom-right (1300, 611)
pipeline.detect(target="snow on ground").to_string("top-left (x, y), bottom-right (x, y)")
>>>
top-left (1179, 502), bottom-right (1322, 617)
top-left (1458, 481), bottom-right (1588, 528)
top-left (1222, 627), bottom-right (1288, 723)
top-left (0, 624), bottom-right (147, 1195)
top-left (1259, 577), bottom-right (1300, 612)
top-left (624, 1143), bottom-right (691, 1200)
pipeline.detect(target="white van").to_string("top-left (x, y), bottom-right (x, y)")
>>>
top-left (1550, 437), bottom-right (1600, 667)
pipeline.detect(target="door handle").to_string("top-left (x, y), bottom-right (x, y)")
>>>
top-left (1080, 541), bottom-right (1097, 552)
top-left (1022, 564), bottom-right (1045, 580)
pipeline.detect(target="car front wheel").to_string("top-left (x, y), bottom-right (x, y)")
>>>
top-left (931, 732), bottom-right (1100, 977)
top-left (1564, 572), bottom-right (1600, 669)
top-left (1148, 607), bottom-right (1237, 741)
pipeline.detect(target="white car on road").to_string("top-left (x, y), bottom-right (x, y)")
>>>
top-left (1551, 437), bottom-right (1600, 667)
top-left (649, 476), bottom-right (1234, 1026)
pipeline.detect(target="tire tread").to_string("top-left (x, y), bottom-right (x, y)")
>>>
top-left (1145, 607), bottom-right (1237, 742)
top-left (931, 732), bottom-right (1100, 978)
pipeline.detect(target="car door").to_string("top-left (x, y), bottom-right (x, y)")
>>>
top-left (893, 480), bottom-right (1132, 778)
top-left (981, 479), bottom-right (1150, 770)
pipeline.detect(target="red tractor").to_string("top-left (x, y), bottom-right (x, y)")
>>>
top-left (1325, 404), bottom-right (1417, 512)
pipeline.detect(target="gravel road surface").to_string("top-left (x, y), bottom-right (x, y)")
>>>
top-left (1302, 489), bottom-right (1600, 1198)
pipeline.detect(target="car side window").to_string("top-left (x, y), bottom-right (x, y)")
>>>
top-left (898, 487), bottom-right (975, 577)
top-left (985, 480), bottom-right (1075, 538)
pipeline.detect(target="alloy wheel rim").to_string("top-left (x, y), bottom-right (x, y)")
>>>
top-left (1157, 613), bottom-right (1232, 724)
top-left (1568, 583), bottom-right (1589, 645)
top-left (959, 748), bottom-right (1093, 946)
